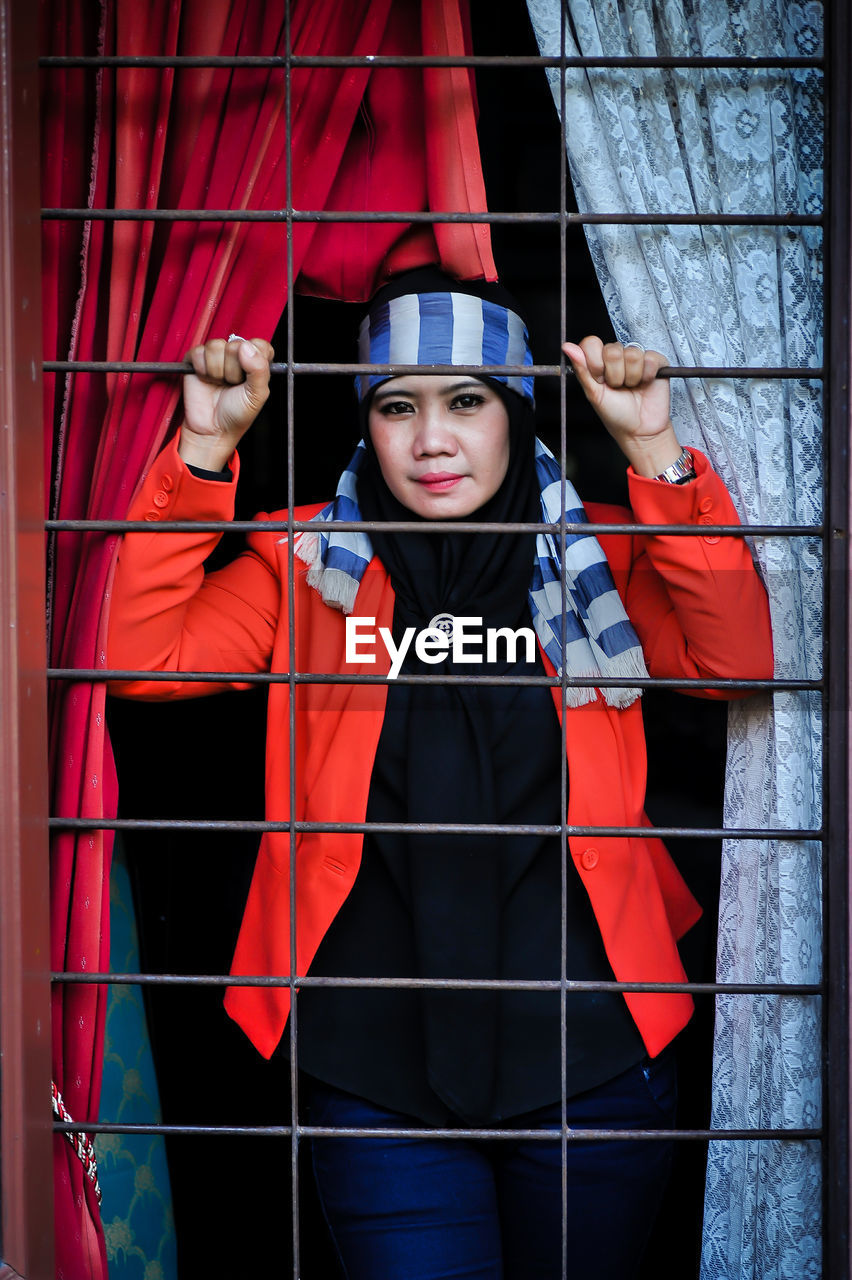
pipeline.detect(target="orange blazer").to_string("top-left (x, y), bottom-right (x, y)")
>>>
top-left (108, 437), bottom-right (773, 1061)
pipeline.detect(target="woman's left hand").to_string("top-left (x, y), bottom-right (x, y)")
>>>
top-left (562, 337), bottom-right (684, 478)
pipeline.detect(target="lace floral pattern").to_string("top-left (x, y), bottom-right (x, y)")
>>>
top-left (525, 1), bottom-right (823, 1275)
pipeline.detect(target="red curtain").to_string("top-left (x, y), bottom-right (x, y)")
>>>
top-left (41, 0), bottom-right (495, 1273)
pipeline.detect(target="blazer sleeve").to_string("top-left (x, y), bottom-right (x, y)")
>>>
top-left (617, 449), bottom-right (774, 696)
top-left (106, 435), bottom-right (284, 700)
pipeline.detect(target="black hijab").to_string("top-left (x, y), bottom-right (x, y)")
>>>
top-left (355, 287), bottom-right (565, 1118)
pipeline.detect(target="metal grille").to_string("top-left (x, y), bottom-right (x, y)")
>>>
top-left (31, 3), bottom-right (849, 1277)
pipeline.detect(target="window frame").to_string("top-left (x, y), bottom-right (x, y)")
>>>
top-left (0, 2), bottom-right (847, 1276)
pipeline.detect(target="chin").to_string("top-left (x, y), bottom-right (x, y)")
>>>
top-left (405, 493), bottom-right (484, 520)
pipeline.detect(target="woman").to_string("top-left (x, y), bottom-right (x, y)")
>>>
top-left (108, 270), bottom-right (773, 1278)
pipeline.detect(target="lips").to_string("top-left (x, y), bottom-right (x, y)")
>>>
top-left (415, 472), bottom-right (464, 491)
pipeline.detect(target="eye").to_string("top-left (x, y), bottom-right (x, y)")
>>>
top-left (450, 392), bottom-right (486, 410)
top-left (377, 399), bottom-right (414, 416)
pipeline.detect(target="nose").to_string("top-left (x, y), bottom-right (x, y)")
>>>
top-left (413, 404), bottom-right (458, 457)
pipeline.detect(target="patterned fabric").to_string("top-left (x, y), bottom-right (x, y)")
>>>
top-left (96, 845), bottom-right (177, 1280)
top-left (525, 1), bottom-right (823, 1275)
top-left (294, 436), bottom-right (649, 707)
top-left (356, 291), bottom-right (535, 404)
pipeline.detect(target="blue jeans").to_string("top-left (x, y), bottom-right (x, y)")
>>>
top-left (308, 1052), bottom-right (677, 1280)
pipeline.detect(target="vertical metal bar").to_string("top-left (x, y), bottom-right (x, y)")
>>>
top-left (284, 4), bottom-right (300, 1277)
top-left (825, 0), bottom-right (850, 1275)
top-left (558, 7), bottom-right (569, 1277)
top-left (0, 0), bottom-right (54, 1273)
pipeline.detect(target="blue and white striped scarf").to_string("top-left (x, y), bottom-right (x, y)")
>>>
top-left (294, 438), bottom-right (648, 708)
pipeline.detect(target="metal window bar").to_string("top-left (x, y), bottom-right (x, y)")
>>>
top-left (285, 7), bottom-right (300, 1254)
top-left (32, 7), bottom-right (848, 1280)
top-left (823, 1), bottom-right (851, 1273)
top-left (40, 212), bottom-right (822, 224)
top-left (38, 54), bottom-right (824, 66)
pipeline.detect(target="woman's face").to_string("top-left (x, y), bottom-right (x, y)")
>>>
top-left (367, 375), bottom-right (511, 518)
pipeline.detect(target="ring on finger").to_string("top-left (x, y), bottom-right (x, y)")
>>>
top-left (623, 341), bottom-right (646, 353)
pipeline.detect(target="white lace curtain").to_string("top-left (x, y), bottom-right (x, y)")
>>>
top-left (525, 1), bottom-right (824, 1275)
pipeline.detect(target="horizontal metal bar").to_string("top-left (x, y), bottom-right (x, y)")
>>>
top-left (53, 1120), bottom-right (822, 1142)
top-left (41, 208), bottom-right (822, 227)
top-left (272, 362), bottom-right (825, 380)
top-left (42, 358), bottom-right (824, 380)
top-left (39, 54), bottom-right (824, 70)
top-left (51, 668), bottom-right (821, 691)
top-left (43, 517), bottom-right (820, 535)
top-left (50, 971), bottom-right (822, 996)
top-left (47, 817), bottom-right (822, 840)
top-left (300, 1124), bottom-right (822, 1143)
top-left (43, 359), bottom-right (560, 375)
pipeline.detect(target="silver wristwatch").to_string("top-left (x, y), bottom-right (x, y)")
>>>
top-left (654, 447), bottom-right (696, 485)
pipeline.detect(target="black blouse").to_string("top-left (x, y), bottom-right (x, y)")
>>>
top-left (294, 673), bottom-right (645, 1125)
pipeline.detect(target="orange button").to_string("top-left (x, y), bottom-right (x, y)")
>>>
top-left (144, 511), bottom-right (159, 521)
top-left (698, 514), bottom-right (713, 525)
top-left (703, 535), bottom-right (721, 545)
top-left (699, 497), bottom-right (713, 513)
top-left (580, 847), bottom-right (599, 870)
top-left (160, 473), bottom-right (174, 491)
top-left (153, 490), bottom-right (170, 508)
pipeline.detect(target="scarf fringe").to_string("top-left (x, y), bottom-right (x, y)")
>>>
top-left (559, 645), bottom-right (647, 709)
top-left (598, 646), bottom-right (648, 708)
top-left (562, 684), bottom-right (600, 709)
top-left (293, 529), bottom-right (320, 573)
top-left (296, 531), bottom-right (360, 614)
top-left (306, 565), bottom-right (359, 614)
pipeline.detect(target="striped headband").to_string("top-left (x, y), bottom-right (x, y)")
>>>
top-left (357, 291), bottom-right (535, 404)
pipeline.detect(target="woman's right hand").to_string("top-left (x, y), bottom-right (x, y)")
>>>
top-left (178, 336), bottom-right (275, 471)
